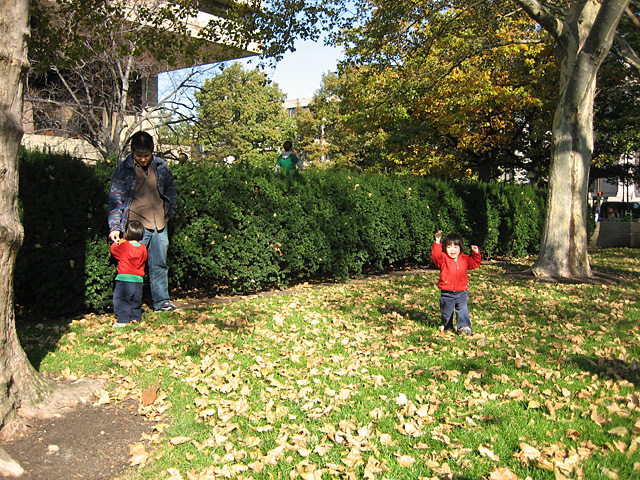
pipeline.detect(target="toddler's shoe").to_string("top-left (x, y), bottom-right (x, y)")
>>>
top-left (113, 322), bottom-right (128, 328)
top-left (458, 326), bottom-right (472, 335)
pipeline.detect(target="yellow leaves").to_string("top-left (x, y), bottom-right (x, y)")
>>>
top-left (295, 460), bottom-right (323, 480)
top-left (166, 468), bottom-right (184, 480)
top-left (513, 442), bottom-right (543, 465)
top-left (478, 444), bottom-right (500, 462)
top-left (169, 436), bottom-right (192, 446)
top-left (394, 392), bottom-right (438, 438)
top-left (50, 260), bottom-right (640, 480)
top-left (395, 453), bottom-right (416, 467)
top-left (128, 442), bottom-right (149, 467)
top-left (364, 455), bottom-right (388, 478)
top-left (396, 419), bottom-right (424, 438)
top-left (608, 426), bottom-right (629, 437)
top-left (602, 467), bottom-right (620, 479)
top-left (93, 388), bottom-right (111, 406)
top-left (489, 466), bottom-right (521, 480)
top-left (342, 447), bottom-right (363, 468)
top-left (590, 405), bottom-right (612, 426)
top-left (141, 382), bottom-right (159, 407)
top-left (513, 440), bottom-right (596, 477)
top-left (379, 433), bottom-right (396, 446)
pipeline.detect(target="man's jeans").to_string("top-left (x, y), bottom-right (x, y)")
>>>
top-left (439, 290), bottom-right (471, 331)
top-left (141, 227), bottom-right (170, 310)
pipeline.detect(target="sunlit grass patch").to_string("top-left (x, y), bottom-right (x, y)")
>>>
top-left (16, 248), bottom-right (640, 479)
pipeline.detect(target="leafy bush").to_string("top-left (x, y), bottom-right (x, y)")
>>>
top-left (16, 152), bottom-right (547, 316)
top-left (15, 150), bottom-right (111, 316)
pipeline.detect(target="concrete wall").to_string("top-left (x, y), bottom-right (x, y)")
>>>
top-left (590, 221), bottom-right (640, 248)
top-left (22, 133), bottom-right (185, 164)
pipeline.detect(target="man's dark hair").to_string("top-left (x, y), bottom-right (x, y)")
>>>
top-left (130, 131), bottom-right (154, 153)
top-left (283, 140), bottom-right (293, 152)
top-left (443, 233), bottom-right (464, 251)
top-left (124, 220), bottom-right (145, 241)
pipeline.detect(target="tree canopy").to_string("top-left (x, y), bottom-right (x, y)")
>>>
top-left (194, 62), bottom-right (294, 166)
top-left (309, 0), bottom-right (557, 181)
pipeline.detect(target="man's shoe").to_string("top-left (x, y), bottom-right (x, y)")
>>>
top-left (154, 301), bottom-right (177, 312)
top-left (113, 322), bottom-right (129, 328)
top-left (458, 326), bottom-right (472, 335)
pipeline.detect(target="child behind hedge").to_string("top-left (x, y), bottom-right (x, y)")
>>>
top-left (431, 231), bottom-right (481, 334)
top-left (111, 220), bottom-right (147, 327)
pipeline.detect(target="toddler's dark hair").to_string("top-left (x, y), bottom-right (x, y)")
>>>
top-left (124, 220), bottom-right (145, 241)
top-left (283, 140), bottom-right (293, 151)
top-left (443, 233), bottom-right (464, 251)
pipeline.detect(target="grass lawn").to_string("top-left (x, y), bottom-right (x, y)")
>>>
top-left (18, 248), bottom-right (640, 480)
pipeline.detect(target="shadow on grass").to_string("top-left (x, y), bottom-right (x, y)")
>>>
top-left (16, 319), bottom-right (74, 370)
top-left (568, 355), bottom-right (640, 387)
top-left (491, 257), bottom-right (632, 285)
top-left (378, 304), bottom-right (438, 326)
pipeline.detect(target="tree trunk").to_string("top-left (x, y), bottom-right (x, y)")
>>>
top-left (0, 0), bottom-right (55, 441)
top-left (526, 0), bottom-right (629, 278)
top-left (532, 76), bottom-right (594, 277)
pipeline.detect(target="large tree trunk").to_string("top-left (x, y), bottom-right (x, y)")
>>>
top-left (0, 2), bottom-right (55, 474)
top-left (532, 56), bottom-right (597, 277)
top-left (0, 0), bottom-right (55, 431)
top-left (520, 0), bottom-right (629, 278)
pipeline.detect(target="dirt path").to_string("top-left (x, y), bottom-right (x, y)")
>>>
top-left (1, 400), bottom-right (152, 480)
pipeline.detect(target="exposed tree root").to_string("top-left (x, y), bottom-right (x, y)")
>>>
top-left (0, 446), bottom-right (24, 477)
top-left (0, 378), bottom-right (104, 477)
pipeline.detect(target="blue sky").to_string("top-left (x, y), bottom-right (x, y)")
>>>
top-left (158, 39), bottom-right (344, 109)
top-left (260, 39), bottom-right (344, 100)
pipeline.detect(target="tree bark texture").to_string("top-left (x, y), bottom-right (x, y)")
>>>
top-left (0, 0), bottom-right (54, 442)
top-left (518, 0), bottom-right (629, 278)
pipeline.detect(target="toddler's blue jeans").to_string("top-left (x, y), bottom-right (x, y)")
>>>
top-left (113, 280), bottom-right (143, 324)
top-left (439, 290), bottom-right (471, 331)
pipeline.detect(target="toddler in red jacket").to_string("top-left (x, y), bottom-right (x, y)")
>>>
top-left (431, 231), bottom-right (481, 335)
top-left (111, 220), bottom-right (148, 327)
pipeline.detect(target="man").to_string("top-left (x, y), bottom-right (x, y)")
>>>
top-left (108, 131), bottom-right (178, 312)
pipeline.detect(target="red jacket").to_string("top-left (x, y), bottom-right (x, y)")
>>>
top-left (111, 241), bottom-right (147, 277)
top-left (431, 241), bottom-right (481, 291)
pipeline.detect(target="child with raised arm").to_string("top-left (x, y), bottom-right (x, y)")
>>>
top-left (431, 231), bottom-right (481, 335)
top-left (111, 220), bottom-right (148, 327)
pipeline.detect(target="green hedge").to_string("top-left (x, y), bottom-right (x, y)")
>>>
top-left (15, 151), bottom-right (547, 316)
top-left (15, 150), bottom-right (112, 316)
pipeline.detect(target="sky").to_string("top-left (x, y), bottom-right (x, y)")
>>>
top-left (158, 38), bottom-right (345, 111)
top-left (257, 39), bottom-right (345, 100)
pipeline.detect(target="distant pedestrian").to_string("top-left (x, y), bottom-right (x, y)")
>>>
top-left (111, 220), bottom-right (147, 327)
top-left (431, 231), bottom-right (481, 335)
top-left (275, 140), bottom-right (303, 173)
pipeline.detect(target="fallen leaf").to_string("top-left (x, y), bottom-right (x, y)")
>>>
top-left (602, 467), bottom-right (620, 479)
top-left (167, 468), bottom-right (184, 480)
top-left (396, 455), bottom-right (416, 467)
top-left (478, 444), bottom-right (500, 462)
top-left (141, 382), bottom-right (160, 406)
top-left (170, 436), bottom-right (192, 445)
top-left (128, 443), bottom-right (149, 466)
top-left (489, 466), bottom-right (519, 480)
top-left (608, 426), bottom-right (628, 437)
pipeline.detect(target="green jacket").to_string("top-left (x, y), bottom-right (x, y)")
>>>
top-left (275, 152), bottom-right (302, 173)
